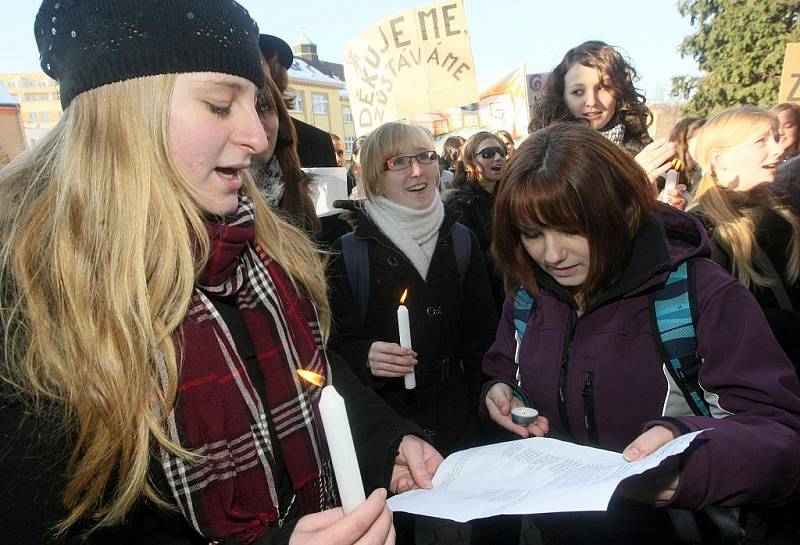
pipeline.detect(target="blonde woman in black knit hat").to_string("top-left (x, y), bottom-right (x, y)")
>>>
top-left (0, 1), bottom-right (442, 544)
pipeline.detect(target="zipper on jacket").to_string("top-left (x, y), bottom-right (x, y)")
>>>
top-left (557, 310), bottom-right (577, 441)
top-left (582, 371), bottom-right (599, 446)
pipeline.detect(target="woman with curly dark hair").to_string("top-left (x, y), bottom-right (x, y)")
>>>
top-left (530, 41), bottom-right (677, 189)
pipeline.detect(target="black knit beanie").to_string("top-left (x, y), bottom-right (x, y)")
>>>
top-left (35, 0), bottom-right (265, 109)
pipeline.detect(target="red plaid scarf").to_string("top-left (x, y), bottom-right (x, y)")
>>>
top-left (159, 198), bottom-right (336, 543)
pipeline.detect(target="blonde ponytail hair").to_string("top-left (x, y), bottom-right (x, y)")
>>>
top-left (0, 74), bottom-right (328, 534)
top-left (688, 106), bottom-right (800, 288)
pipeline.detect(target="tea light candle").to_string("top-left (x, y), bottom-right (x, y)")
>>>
top-left (511, 406), bottom-right (539, 426)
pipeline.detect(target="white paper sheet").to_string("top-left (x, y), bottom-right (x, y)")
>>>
top-left (387, 431), bottom-right (704, 522)
top-left (304, 167), bottom-right (348, 216)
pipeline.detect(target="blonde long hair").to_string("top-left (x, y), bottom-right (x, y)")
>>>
top-left (688, 106), bottom-right (800, 288)
top-left (0, 74), bottom-right (329, 533)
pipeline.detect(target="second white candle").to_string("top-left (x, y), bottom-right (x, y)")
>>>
top-left (397, 303), bottom-right (416, 389)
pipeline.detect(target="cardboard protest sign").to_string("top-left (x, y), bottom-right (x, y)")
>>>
top-left (779, 43), bottom-right (800, 104)
top-left (404, 65), bottom-right (529, 142)
top-left (342, 0), bottom-right (478, 136)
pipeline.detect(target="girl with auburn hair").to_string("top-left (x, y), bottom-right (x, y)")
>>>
top-left (688, 106), bottom-right (800, 364)
top-left (530, 41), bottom-right (681, 197)
top-left (0, 2), bottom-right (440, 544)
top-left (484, 123), bottom-right (800, 544)
top-left (445, 130), bottom-right (508, 310)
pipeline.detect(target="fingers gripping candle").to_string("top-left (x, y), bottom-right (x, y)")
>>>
top-left (398, 289), bottom-right (416, 389)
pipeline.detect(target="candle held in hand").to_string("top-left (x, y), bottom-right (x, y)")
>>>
top-left (398, 289), bottom-right (416, 389)
top-left (319, 385), bottom-right (366, 514)
top-left (511, 406), bottom-right (539, 426)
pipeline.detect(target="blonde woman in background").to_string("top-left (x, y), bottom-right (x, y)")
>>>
top-left (688, 106), bottom-right (800, 365)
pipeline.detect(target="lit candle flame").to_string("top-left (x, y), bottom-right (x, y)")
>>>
top-left (297, 369), bottom-right (325, 387)
top-left (399, 288), bottom-right (408, 305)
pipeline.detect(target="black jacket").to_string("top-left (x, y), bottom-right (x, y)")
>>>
top-left (327, 209), bottom-right (498, 455)
top-left (691, 195), bottom-right (800, 364)
top-left (1, 318), bottom-right (420, 545)
top-left (444, 181), bottom-right (504, 312)
top-left (292, 118), bottom-right (336, 168)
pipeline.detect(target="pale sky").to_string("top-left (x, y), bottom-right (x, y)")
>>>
top-left (0, 0), bottom-right (700, 103)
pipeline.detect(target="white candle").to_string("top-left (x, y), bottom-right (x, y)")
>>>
top-left (397, 304), bottom-right (416, 389)
top-left (319, 385), bottom-right (366, 514)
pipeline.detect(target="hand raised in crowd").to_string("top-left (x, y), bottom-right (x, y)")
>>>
top-left (289, 488), bottom-right (395, 545)
top-left (658, 183), bottom-right (688, 210)
top-left (617, 425), bottom-right (680, 505)
top-left (368, 341), bottom-right (417, 377)
top-left (390, 435), bottom-right (444, 494)
top-left (635, 139), bottom-right (676, 184)
top-left (485, 382), bottom-right (550, 438)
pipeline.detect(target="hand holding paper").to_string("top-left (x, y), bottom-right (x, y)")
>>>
top-left (387, 431), bottom-right (704, 522)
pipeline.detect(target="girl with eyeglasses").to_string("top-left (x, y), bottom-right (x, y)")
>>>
top-left (445, 131), bottom-right (509, 311)
top-left (327, 121), bottom-right (498, 543)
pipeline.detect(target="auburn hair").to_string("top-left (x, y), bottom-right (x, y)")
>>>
top-left (493, 123), bottom-right (654, 301)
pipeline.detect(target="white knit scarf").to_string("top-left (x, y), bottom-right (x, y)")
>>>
top-left (364, 193), bottom-right (444, 280)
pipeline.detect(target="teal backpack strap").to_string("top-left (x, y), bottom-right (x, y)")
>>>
top-left (512, 287), bottom-right (536, 387)
top-left (451, 223), bottom-right (471, 282)
top-left (651, 260), bottom-right (710, 417)
top-left (340, 232), bottom-right (370, 325)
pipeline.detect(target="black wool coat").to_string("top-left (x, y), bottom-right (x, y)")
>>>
top-left (327, 209), bottom-right (498, 455)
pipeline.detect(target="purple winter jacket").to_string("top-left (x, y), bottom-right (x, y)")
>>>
top-left (483, 204), bottom-right (800, 509)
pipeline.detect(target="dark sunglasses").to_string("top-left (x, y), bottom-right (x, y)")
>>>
top-left (475, 146), bottom-right (507, 160)
top-left (385, 151), bottom-right (438, 171)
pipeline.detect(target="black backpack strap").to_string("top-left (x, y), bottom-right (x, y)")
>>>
top-left (651, 259), bottom-right (710, 417)
top-left (340, 232), bottom-right (370, 325)
top-left (452, 223), bottom-right (471, 283)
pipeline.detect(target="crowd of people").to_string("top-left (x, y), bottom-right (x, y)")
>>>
top-left (1, 2), bottom-right (799, 545)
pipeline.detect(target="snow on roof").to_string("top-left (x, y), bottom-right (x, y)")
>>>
top-left (0, 83), bottom-right (17, 105)
top-left (288, 58), bottom-right (343, 86)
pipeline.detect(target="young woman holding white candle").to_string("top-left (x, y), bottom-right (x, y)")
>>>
top-left (328, 121), bottom-right (499, 542)
top-left (0, 3), bottom-right (443, 544)
top-left (483, 122), bottom-right (800, 544)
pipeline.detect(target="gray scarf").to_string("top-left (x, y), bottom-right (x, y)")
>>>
top-left (364, 193), bottom-right (444, 280)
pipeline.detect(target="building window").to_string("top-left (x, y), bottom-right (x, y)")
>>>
top-left (345, 137), bottom-right (355, 154)
top-left (312, 93), bottom-right (328, 115)
top-left (42, 112), bottom-right (50, 122)
top-left (342, 106), bottom-right (353, 123)
top-left (288, 90), bottom-right (303, 113)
